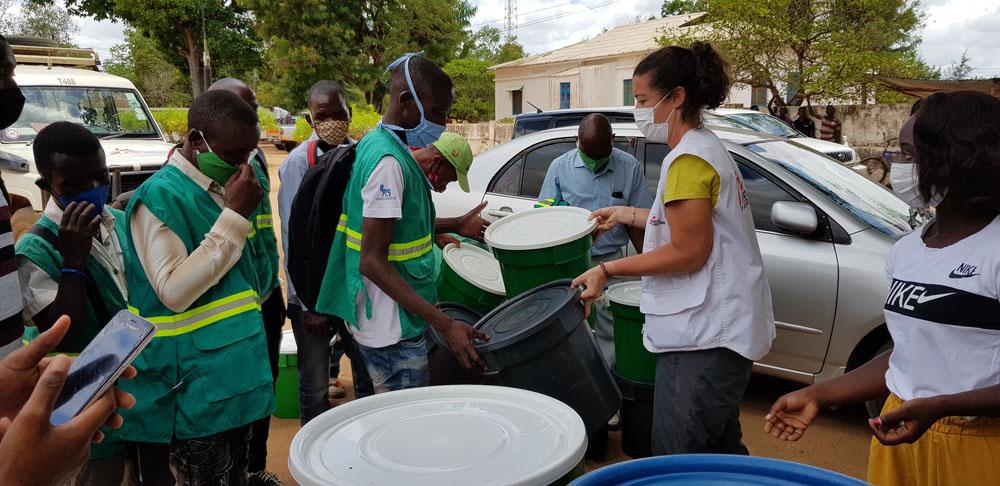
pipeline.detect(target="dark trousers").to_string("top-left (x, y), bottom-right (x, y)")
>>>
top-left (127, 424), bottom-right (252, 486)
top-left (248, 291), bottom-right (286, 473)
top-left (651, 347), bottom-right (753, 455)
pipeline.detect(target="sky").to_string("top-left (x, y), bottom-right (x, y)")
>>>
top-left (7, 0), bottom-right (1000, 77)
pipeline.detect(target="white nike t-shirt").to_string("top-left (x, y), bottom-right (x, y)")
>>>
top-left (883, 216), bottom-right (1000, 401)
top-left (352, 155), bottom-right (406, 348)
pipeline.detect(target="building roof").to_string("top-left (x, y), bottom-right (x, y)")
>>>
top-left (491, 12), bottom-right (707, 71)
top-left (879, 76), bottom-right (1000, 99)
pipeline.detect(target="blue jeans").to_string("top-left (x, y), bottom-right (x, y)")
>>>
top-left (288, 305), bottom-right (372, 425)
top-left (356, 335), bottom-right (429, 394)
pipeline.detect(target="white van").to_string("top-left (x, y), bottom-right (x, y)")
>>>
top-left (0, 41), bottom-right (172, 210)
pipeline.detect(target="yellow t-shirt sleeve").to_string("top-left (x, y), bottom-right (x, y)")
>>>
top-left (663, 154), bottom-right (720, 207)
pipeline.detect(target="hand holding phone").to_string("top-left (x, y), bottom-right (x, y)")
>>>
top-left (50, 310), bottom-right (154, 426)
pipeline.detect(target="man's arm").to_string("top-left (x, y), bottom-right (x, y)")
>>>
top-left (536, 155), bottom-right (563, 204)
top-left (131, 164), bottom-right (261, 313)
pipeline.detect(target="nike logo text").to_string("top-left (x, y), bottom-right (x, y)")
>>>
top-left (886, 281), bottom-right (955, 311)
top-left (949, 263), bottom-right (980, 279)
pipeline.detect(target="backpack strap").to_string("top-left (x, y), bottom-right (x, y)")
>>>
top-left (307, 140), bottom-right (320, 168)
top-left (27, 225), bottom-right (114, 326)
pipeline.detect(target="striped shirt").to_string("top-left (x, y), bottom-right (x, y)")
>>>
top-left (0, 187), bottom-right (25, 358)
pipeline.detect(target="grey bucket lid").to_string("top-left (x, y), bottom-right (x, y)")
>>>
top-left (606, 281), bottom-right (643, 307)
top-left (475, 280), bottom-right (578, 351)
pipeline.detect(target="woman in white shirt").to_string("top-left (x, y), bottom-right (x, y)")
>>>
top-left (764, 90), bottom-right (1000, 486)
top-left (573, 42), bottom-right (774, 455)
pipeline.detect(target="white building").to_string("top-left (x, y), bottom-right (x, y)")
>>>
top-left (490, 13), bottom-right (766, 120)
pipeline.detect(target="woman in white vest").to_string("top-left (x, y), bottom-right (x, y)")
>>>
top-left (572, 42), bottom-right (775, 455)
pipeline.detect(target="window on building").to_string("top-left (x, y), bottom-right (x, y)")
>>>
top-left (623, 79), bottom-right (634, 106)
top-left (559, 82), bottom-right (571, 109)
top-left (511, 89), bottom-right (522, 116)
top-left (751, 85), bottom-right (768, 108)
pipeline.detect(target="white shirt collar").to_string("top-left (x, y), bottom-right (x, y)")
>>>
top-left (168, 149), bottom-right (218, 192)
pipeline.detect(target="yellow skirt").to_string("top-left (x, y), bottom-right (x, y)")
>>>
top-left (868, 393), bottom-right (1000, 486)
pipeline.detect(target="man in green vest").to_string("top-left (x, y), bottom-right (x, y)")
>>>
top-left (15, 121), bottom-right (130, 485)
top-left (207, 77), bottom-right (286, 486)
top-left (316, 53), bottom-right (489, 393)
top-left (120, 89), bottom-right (273, 485)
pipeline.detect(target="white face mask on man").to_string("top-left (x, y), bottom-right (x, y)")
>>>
top-left (634, 92), bottom-right (676, 144)
top-left (890, 162), bottom-right (942, 208)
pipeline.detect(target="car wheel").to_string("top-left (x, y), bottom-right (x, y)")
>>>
top-left (864, 341), bottom-right (894, 418)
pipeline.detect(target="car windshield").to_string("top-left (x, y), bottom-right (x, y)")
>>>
top-left (703, 112), bottom-right (756, 131)
top-left (730, 113), bottom-right (802, 139)
top-left (1, 87), bottom-right (159, 143)
top-left (746, 140), bottom-right (915, 237)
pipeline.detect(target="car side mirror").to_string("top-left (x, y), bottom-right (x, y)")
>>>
top-left (770, 201), bottom-right (818, 235)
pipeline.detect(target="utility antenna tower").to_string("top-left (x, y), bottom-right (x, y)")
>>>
top-left (504, 0), bottom-right (517, 42)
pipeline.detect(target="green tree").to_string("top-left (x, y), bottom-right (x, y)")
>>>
top-left (661, 0), bottom-right (701, 17)
top-left (54, 0), bottom-right (260, 98)
top-left (443, 57), bottom-right (493, 121)
top-left (105, 28), bottom-right (191, 107)
top-left (661, 0), bottom-right (929, 107)
top-left (245, 0), bottom-right (473, 112)
top-left (495, 41), bottom-right (525, 64)
top-left (946, 49), bottom-right (972, 80)
top-left (9, 1), bottom-right (78, 45)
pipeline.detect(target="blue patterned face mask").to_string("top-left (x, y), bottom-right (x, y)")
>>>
top-left (378, 52), bottom-right (447, 148)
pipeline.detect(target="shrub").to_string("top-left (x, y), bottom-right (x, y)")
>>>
top-left (258, 108), bottom-right (279, 134)
top-left (150, 108), bottom-right (188, 141)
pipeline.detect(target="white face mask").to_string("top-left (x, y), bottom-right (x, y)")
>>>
top-left (890, 163), bottom-right (942, 208)
top-left (634, 93), bottom-right (675, 144)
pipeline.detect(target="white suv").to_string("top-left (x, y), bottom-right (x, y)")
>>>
top-left (1, 43), bottom-right (172, 210)
top-left (711, 108), bottom-right (861, 167)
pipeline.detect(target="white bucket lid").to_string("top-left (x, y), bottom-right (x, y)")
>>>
top-left (289, 385), bottom-right (587, 486)
top-left (442, 243), bottom-right (505, 295)
top-left (484, 206), bottom-right (597, 251)
top-left (280, 329), bottom-right (296, 355)
top-left (607, 280), bottom-right (643, 307)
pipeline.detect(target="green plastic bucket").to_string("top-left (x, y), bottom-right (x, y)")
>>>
top-left (274, 330), bottom-right (300, 419)
top-left (437, 243), bottom-right (506, 315)
top-left (485, 207), bottom-right (597, 299)
top-left (607, 281), bottom-right (656, 384)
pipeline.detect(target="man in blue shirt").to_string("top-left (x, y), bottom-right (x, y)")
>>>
top-left (277, 80), bottom-right (372, 426)
top-left (537, 114), bottom-right (653, 364)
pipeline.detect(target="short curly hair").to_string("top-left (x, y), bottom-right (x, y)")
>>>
top-left (32, 121), bottom-right (102, 179)
top-left (914, 90), bottom-right (1000, 211)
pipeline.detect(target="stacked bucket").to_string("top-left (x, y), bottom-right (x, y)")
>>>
top-left (607, 281), bottom-right (656, 458)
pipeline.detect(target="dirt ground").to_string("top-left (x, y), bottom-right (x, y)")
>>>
top-left (258, 145), bottom-right (872, 484)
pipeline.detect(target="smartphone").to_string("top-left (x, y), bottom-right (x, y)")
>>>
top-left (50, 310), bottom-right (155, 426)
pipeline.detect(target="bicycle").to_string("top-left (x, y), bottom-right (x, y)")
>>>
top-left (860, 137), bottom-right (901, 186)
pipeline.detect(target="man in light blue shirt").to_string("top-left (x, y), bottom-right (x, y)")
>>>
top-left (277, 80), bottom-right (371, 424)
top-left (537, 114), bottom-right (653, 364)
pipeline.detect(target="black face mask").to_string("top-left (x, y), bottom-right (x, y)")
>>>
top-left (0, 88), bottom-right (25, 130)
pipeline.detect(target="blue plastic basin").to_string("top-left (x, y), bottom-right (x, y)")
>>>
top-left (569, 455), bottom-right (868, 486)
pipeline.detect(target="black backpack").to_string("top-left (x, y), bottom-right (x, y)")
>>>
top-left (287, 141), bottom-right (357, 311)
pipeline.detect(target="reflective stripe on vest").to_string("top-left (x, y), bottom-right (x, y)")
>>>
top-left (335, 214), bottom-right (433, 261)
top-left (535, 198), bottom-right (555, 208)
top-left (256, 214), bottom-right (273, 229)
top-left (128, 289), bottom-right (260, 337)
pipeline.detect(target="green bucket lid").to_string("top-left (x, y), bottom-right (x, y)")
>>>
top-left (442, 243), bottom-right (505, 295)
top-left (484, 206), bottom-right (597, 251)
top-left (607, 281), bottom-right (643, 307)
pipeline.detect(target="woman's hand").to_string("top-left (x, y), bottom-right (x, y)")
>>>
top-left (571, 265), bottom-right (608, 318)
top-left (589, 206), bottom-right (630, 241)
top-left (764, 387), bottom-right (822, 441)
top-left (869, 397), bottom-right (944, 445)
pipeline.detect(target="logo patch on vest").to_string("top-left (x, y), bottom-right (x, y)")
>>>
top-left (377, 184), bottom-right (394, 200)
top-left (648, 215), bottom-right (666, 226)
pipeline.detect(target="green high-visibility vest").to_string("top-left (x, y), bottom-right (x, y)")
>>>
top-left (15, 210), bottom-right (127, 352)
top-left (119, 163), bottom-right (274, 443)
top-left (315, 127), bottom-right (437, 340)
top-left (15, 209), bottom-right (128, 459)
top-left (247, 156), bottom-right (280, 296)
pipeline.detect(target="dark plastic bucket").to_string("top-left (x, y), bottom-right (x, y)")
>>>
top-left (569, 454), bottom-right (869, 485)
top-left (427, 303), bottom-right (490, 386)
top-left (612, 368), bottom-right (653, 459)
top-left (474, 280), bottom-right (620, 434)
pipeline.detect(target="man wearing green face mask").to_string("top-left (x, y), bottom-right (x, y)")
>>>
top-left (537, 114), bottom-right (653, 366)
top-left (121, 90), bottom-right (273, 485)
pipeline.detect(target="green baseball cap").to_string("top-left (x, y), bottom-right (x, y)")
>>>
top-left (431, 132), bottom-right (473, 192)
